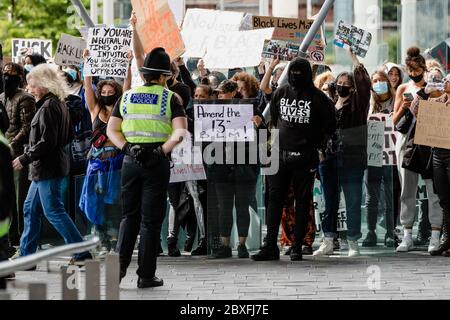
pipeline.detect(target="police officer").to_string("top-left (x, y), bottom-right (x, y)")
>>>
top-left (0, 131), bottom-right (14, 288)
top-left (107, 47), bottom-right (187, 288)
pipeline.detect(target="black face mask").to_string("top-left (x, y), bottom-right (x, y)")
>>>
top-left (409, 73), bottom-right (424, 83)
top-left (100, 94), bottom-right (119, 107)
top-left (3, 74), bottom-right (21, 95)
top-left (289, 71), bottom-right (310, 88)
top-left (336, 85), bottom-right (352, 98)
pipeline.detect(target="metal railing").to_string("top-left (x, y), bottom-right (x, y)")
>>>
top-left (0, 237), bottom-right (120, 300)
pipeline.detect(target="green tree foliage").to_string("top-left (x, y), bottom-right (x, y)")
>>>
top-left (0, 0), bottom-right (91, 58)
top-left (383, 0), bottom-right (401, 22)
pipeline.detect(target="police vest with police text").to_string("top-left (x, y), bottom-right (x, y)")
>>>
top-left (119, 85), bottom-right (173, 143)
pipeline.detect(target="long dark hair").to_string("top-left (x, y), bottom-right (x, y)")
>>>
top-left (96, 80), bottom-right (123, 109)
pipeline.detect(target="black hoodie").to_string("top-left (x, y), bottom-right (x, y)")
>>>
top-left (270, 57), bottom-right (336, 152)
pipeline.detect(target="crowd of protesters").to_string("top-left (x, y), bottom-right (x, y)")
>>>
top-left (1, 12), bottom-right (450, 288)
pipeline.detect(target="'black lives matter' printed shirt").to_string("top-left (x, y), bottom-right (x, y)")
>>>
top-left (270, 84), bottom-right (335, 152)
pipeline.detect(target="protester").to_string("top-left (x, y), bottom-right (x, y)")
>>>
top-left (12, 64), bottom-right (91, 264)
top-left (252, 57), bottom-right (335, 261)
top-left (384, 63), bottom-right (403, 91)
top-left (392, 47), bottom-right (443, 254)
top-left (23, 53), bottom-right (47, 75)
top-left (107, 47), bottom-right (187, 288)
top-left (0, 63), bottom-right (35, 249)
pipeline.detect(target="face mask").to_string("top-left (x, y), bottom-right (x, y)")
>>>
top-left (100, 94), bottom-right (119, 107)
top-left (3, 74), bottom-right (21, 93)
top-left (24, 64), bottom-right (33, 73)
top-left (409, 73), bottom-right (423, 83)
top-left (64, 69), bottom-right (78, 82)
top-left (336, 85), bottom-right (352, 98)
top-left (373, 81), bottom-right (389, 95)
top-left (289, 71), bottom-right (309, 88)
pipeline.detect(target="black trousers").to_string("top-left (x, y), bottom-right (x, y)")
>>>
top-left (167, 182), bottom-right (197, 241)
top-left (117, 155), bottom-right (170, 279)
top-left (0, 235), bottom-right (8, 289)
top-left (266, 151), bottom-right (316, 250)
top-left (433, 148), bottom-right (450, 228)
top-left (9, 168), bottom-right (30, 246)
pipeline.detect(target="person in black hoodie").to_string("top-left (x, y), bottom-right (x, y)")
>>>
top-left (251, 57), bottom-right (335, 261)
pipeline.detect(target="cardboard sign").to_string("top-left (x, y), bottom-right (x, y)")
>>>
top-left (415, 100), bottom-right (450, 149)
top-left (203, 28), bottom-right (274, 69)
top-left (252, 15), bottom-right (325, 64)
top-left (261, 39), bottom-right (299, 60)
top-left (334, 20), bottom-right (372, 58)
top-left (194, 103), bottom-right (255, 142)
top-left (131, 0), bottom-right (185, 59)
top-left (83, 27), bottom-right (132, 78)
top-left (54, 33), bottom-right (86, 66)
top-left (12, 38), bottom-right (52, 63)
top-left (181, 8), bottom-right (244, 58)
top-left (170, 132), bottom-right (206, 183)
top-left (368, 113), bottom-right (398, 166)
top-left (367, 120), bottom-right (384, 167)
top-left (313, 180), bottom-right (347, 232)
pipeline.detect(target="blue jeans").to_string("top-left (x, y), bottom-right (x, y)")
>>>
top-left (338, 166), bottom-right (365, 241)
top-left (20, 178), bottom-right (85, 257)
top-left (318, 154), bottom-right (339, 238)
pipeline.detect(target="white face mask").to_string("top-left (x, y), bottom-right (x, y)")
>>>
top-left (24, 64), bottom-right (33, 73)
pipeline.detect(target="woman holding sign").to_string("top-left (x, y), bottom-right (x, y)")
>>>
top-left (78, 49), bottom-right (126, 254)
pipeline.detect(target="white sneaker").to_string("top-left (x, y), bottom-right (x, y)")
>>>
top-left (396, 236), bottom-right (413, 252)
top-left (313, 238), bottom-right (334, 256)
top-left (428, 237), bottom-right (440, 253)
top-left (348, 240), bottom-right (360, 257)
top-left (339, 239), bottom-right (348, 250)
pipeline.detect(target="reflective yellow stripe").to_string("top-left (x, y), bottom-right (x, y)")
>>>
top-left (124, 131), bottom-right (169, 139)
top-left (0, 218), bottom-right (10, 238)
top-left (122, 114), bottom-right (170, 123)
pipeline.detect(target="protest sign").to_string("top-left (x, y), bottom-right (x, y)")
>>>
top-left (83, 27), bottom-right (132, 78)
top-left (203, 28), bottom-right (274, 69)
top-left (181, 8), bottom-right (244, 57)
top-left (368, 113), bottom-right (398, 166)
top-left (168, 0), bottom-right (185, 27)
top-left (54, 33), bottom-right (86, 66)
top-left (170, 132), bottom-right (206, 183)
top-left (415, 100), bottom-right (450, 149)
top-left (194, 103), bottom-right (255, 142)
top-left (12, 38), bottom-right (52, 63)
top-left (314, 180), bottom-right (347, 233)
top-left (367, 120), bottom-right (384, 167)
top-left (334, 20), bottom-right (372, 58)
top-left (261, 39), bottom-right (299, 60)
top-left (252, 15), bottom-right (325, 64)
top-left (131, 0), bottom-right (185, 59)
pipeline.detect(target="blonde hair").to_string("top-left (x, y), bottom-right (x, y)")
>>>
top-left (314, 71), bottom-right (334, 90)
top-left (26, 64), bottom-right (69, 101)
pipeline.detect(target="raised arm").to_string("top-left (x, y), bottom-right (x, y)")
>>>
top-left (260, 56), bottom-right (280, 95)
top-left (176, 57), bottom-right (197, 97)
top-left (82, 49), bottom-right (98, 119)
top-left (123, 50), bottom-right (134, 92)
top-left (350, 49), bottom-right (371, 120)
top-left (130, 12), bottom-right (145, 70)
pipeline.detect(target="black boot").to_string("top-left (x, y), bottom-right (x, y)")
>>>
top-left (191, 238), bottom-right (207, 256)
top-left (167, 237), bottom-right (180, 257)
top-left (251, 243), bottom-right (280, 261)
top-left (431, 216), bottom-right (450, 256)
top-left (362, 230), bottom-right (377, 247)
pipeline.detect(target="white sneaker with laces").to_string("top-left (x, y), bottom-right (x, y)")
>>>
top-left (428, 237), bottom-right (440, 253)
top-left (396, 236), bottom-right (413, 252)
top-left (348, 240), bottom-right (360, 257)
top-left (313, 238), bottom-right (334, 256)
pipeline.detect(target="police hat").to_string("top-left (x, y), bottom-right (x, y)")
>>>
top-left (139, 47), bottom-right (172, 76)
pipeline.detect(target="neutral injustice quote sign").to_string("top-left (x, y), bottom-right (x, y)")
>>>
top-left (83, 27), bottom-right (132, 78)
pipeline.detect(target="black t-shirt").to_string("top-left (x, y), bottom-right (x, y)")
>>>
top-left (270, 84), bottom-right (336, 152)
top-left (112, 84), bottom-right (186, 120)
top-left (169, 82), bottom-right (191, 109)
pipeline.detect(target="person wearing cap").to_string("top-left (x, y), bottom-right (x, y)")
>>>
top-left (107, 47), bottom-right (187, 288)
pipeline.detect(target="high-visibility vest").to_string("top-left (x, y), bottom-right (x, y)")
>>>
top-left (119, 85), bottom-right (173, 144)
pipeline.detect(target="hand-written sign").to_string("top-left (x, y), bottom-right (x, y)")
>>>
top-left (367, 120), bottom-right (385, 167)
top-left (131, 0), bottom-right (185, 59)
top-left (194, 104), bottom-right (255, 142)
top-left (415, 100), bottom-right (450, 149)
top-left (83, 27), bottom-right (132, 78)
top-left (54, 33), bottom-right (86, 66)
top-left (12, 38), bottom-right (52, 63)
top-left (368, 113), bottom-right (398, 166)
top-left (170, 132), bottom-right (206, 183)
top-left (314, 179), bottom-right (347, 232)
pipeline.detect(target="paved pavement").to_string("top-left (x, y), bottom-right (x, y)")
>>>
top-left (4, 247), bottom-right (450, 300)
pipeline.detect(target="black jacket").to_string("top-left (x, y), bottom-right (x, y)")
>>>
top-left (0, 135), bottom-right (14, 224)
top-left (270, 57), bottom-right (336, 152)
top-left (19, 93), bottom-right (71, 181)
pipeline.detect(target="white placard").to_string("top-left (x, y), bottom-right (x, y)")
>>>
top-left (203, 28), bottom-right (274, 69)
top-left (368, 113), bottom-right (398, 166)
top-left (314, 179), bottom-right (347, 232)
top-left (168, 0), bottom-right (185, 27)
top-left (54, 33), bottom-right (86, 66)
top-left (367, 120), bottom-right (384, 167)
top-left (12, 38), bottom-right (52, 63)
top-left (194, 104), bottom-right (255, 142)
top-left (170, 132), bottom-right (206, 183)
top-left (181, 8), bottom-right (244, 57)
top-left (83, 27), bottom-right (132, 78)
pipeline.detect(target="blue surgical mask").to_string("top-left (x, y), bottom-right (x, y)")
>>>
top-left (65, 69), bottom-right (78, 82)
top-left (24, 64), bottom-right (33, 73)
top-left (373, 81), bottom-right (388, 95)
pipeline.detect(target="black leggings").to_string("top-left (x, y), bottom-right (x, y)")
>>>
top-left (433, 148), bottom-right (450, 226)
